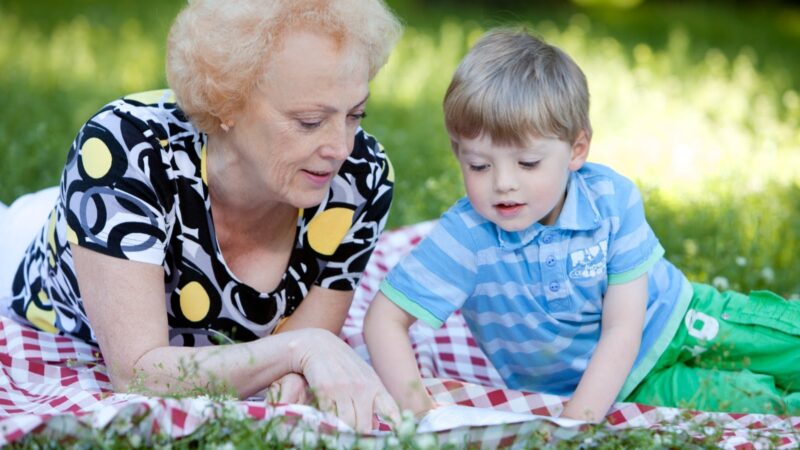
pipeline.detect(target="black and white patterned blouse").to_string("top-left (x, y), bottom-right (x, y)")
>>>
top-left (10, 90), bottom-right (393, 346)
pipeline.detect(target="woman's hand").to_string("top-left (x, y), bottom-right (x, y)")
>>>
top-left (265, 372), bottom-right (310, 404)
top-left (290, 328), bottom-right (400, 433)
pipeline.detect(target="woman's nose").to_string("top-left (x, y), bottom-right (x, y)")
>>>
top-left (319, 122), bottom-right (352, 160)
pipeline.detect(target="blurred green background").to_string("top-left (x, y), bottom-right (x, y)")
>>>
top-left (1, 0), bottom-right (798, 297)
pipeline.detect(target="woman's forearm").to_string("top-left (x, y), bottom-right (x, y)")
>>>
top-left (124, 331), bottom-right (303, 398)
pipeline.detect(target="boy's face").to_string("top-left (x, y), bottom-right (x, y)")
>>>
top-left (453, 132), bottom-right (589, 232)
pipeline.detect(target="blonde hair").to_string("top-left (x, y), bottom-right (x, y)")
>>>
top-left (167, 0), bottom-right (402, 133)
top-left (444, 28), bottom-right (591, 147)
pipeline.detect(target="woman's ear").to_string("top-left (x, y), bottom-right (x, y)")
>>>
top-left (219, 120), bottom-right (235, 132)
top-left (568, 130), bottom-right (591, 171)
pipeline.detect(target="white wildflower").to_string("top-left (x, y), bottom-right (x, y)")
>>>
top-left (712, 276), bottom-right (730, 291)
top-left (128, 434), bottom-right (142, 448)
top-left (760, 267), bottom-right (775, 283)
top-left (395, 410), bottom-right (417, 439)
top-left (735, 256), bottom-right (747, 267)
top-left (415, 433), bottom-right (438, 449)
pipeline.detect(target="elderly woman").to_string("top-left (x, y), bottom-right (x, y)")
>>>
top-left (1, 0), bottom-right (402, 432)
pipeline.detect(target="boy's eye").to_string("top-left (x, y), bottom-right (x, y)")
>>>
top-left (519, 161), bottom-right (539, 169)
top-left (468, 164), bottom-right (489, 172)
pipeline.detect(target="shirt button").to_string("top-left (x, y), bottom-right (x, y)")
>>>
top-left (549, 281), bottom-right (560, 292)
top-left (542, 234), bottom-right (553, 244)
top-left (546, 255), bottom-right (556, 266)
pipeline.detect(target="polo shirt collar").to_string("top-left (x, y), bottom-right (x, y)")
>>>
top-left (495, 170), bottom-right (601, 250)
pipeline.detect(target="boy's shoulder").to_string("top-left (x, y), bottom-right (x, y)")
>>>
top-left (437, 197), bottom-right (497, 246)
top-left (575, 162), bottom-right (641, 214)
top-left (578, 162), bottom-right (635, 186)
top-left (578, 162), bottom-right (638, 194)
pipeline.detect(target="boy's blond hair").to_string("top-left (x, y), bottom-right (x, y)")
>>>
top-left (444, 28), bottom-right (591, 147)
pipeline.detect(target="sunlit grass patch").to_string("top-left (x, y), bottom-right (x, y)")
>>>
top-left (1, 1), bottom-right (799, 446)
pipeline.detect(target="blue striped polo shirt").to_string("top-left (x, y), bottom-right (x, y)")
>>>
top-left (381, 162), bottom-right (692, 398)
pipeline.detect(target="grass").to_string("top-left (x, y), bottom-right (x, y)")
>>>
top-left (1, 0), bottom-right (799, 447)
top-left (8, 402), bottom-right (794, 449)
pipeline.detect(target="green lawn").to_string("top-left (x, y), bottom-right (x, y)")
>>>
top-left (2, 0), bottom-right (796, 297)
top-left (2, 0), bottom-right (799, 446)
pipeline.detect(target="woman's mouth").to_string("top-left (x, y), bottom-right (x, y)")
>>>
top-left (302, 169), bottom-right (332, 187)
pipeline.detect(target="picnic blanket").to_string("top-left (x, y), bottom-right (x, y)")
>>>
top-left (1, 220), bottom-right (798, 448)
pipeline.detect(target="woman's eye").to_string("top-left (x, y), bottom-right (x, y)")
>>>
top-left (348, 112), bottom-right (367, 121)
top-left (299, 120), bottom-right (322, 129)
top-left (519, 161), bottom-right (539, 169)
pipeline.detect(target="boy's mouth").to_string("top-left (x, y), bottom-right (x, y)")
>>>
top-left (494, 202), bottom-right (525, 217)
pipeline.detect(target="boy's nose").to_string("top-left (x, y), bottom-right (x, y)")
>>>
top-left (493, 168), bottom-right (519, 192)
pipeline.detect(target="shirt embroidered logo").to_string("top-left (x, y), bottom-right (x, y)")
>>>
top-left (568, 240), bottom-right (607, 279)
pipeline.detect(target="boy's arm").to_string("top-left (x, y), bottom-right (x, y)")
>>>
top-left (364, 292), bottom-right (435, 417)
top-left (560, 274), bottom-right (648, 422)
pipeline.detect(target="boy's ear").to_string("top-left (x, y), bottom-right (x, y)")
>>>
top-left (568, 130), bottom-right (591, 171)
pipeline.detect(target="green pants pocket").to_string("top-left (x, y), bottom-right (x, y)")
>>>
top-left (723, 290), bottom-right (800, 337)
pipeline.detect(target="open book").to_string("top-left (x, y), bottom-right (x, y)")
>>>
top-left (416, 404), bottom-right (584, 433)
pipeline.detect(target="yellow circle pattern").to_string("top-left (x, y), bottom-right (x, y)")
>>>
top-left (200, 145), bottom-right (208, 185)
top-left (179, 281), bottom-right (210, 322)
top-left (66, 224), bottom-right (79, 244)
top-left (81, 137), bottom-right (113, 179)
top-left (307, 207), bottom-right (354, 256)
top-left (47, 209), bottom-right (57, 268)
top-left (124, 89), bottom-right (176, 105)
top-left (385, 156), bottom-right (395, 183)
top-left (26, 290), bottom-right (57, 333)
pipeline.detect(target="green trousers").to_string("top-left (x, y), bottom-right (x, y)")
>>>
top-left (627, 283), bottom-right (800, 415)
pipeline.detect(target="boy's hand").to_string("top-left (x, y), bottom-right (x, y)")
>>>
top-left (561, 274), bottom-right (648, 422)
top-left (364, 292), bottom-right (432, 416)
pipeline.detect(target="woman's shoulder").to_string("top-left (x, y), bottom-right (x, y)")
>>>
top-left (88, 89), bottom-right (197, 141)
top-left (332, 127), bottom-right (393, 200)
top-left (346, 128), bottom-right (390, 172)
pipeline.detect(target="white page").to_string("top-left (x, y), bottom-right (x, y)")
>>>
top-left (416, 404), bottom-right (584, 433)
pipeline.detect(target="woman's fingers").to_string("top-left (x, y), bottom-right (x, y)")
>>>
top-left (373, 390), bottom-right (401, 425)
top-left (265, 373), bottom-right (309, 404)
top-left (295, 329), bottom-right (399, 432)
top-left (335, 395), bottom-right (361, 432)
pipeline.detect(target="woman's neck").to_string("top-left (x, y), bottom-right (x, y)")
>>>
top-left (205, 133), bottom-right (297, 238)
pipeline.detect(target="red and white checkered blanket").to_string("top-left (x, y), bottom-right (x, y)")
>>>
top-left (1, 221), bottom-right (798, 448)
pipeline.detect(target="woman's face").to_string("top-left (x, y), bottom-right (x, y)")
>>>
top-left (224, 30), bottom-right (370, 209)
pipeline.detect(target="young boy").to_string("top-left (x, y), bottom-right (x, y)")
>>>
top-left (363, 28), bottom-right (800, 422)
